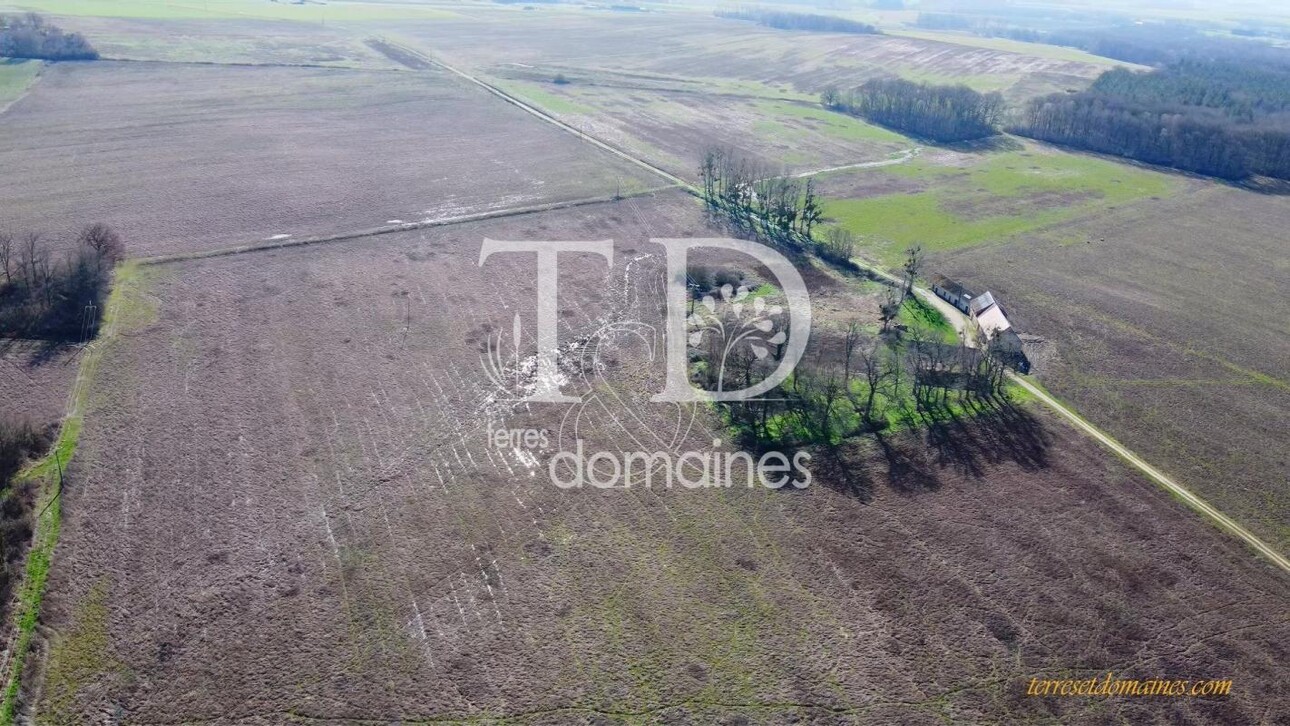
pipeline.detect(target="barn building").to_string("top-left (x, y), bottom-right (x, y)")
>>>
top-left (932, 276), bottom-right (1031, 374)
top-left (930, 274), bottom-right (976, 314)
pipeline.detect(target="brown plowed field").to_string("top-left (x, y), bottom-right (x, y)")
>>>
top-left (0, 61), bottom-right (656, 258)
top-left (32, 195), bottom-right (1288, 724)
top-left (938, 183), bottom-right (1290, 555)
top-left (0, 342), bottom-right (79, 431)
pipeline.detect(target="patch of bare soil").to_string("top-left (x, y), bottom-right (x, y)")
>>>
top-left (0, 62), bottom-right (655, 258)
top-left (0, 341), bottom-right (79, 429)
top-left (813, 168), bottom-right (930, 200)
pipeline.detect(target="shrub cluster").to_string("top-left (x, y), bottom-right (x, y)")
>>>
top-left (0, 223), bottom-right (124, 341)
top-left (0, 13), bottom-right (98, 61)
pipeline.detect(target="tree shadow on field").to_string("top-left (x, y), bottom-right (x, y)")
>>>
top-left (0, 337), bottom-right (78, 369)
top-left (938, 134), bottom-right (1025, 154)
top-left (813, 445), bottom-right (877, 502)
top-left (873, 428), bottom-right (943, 495)
top-left (921, 396), bottom-right (1051, 478)
top-left (814, 396), bottom-right (1052, 501)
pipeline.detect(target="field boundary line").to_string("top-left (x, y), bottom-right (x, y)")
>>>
top-left (134, 187), bottom-right (674, 266)
top-left (372, 39), bottom-right (698, 193)
top-left (789, 147), bottom-right (921, 178)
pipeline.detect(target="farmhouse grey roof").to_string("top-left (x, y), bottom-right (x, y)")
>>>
top-left (930, 274), bottom-right (974, 299)
top-left (969, 291), bottom-right (997, 315)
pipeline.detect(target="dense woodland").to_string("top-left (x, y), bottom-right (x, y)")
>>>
top-left (823, 78), bottom-right (1003, 143)
top-left (0, 224), bottom-right (123, 340)
top-left (913, 12), bottom-right (1285, 68)
top-left (715, 9), bottom-right (880, 35)
top-left (0, 13), bottom-right (97, 61)
top-left (1016, 60), bottom-right (1290, 180)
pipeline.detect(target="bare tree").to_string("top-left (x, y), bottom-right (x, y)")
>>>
top-left (78, 223), bottom-right (125, 269)
top-left (800, 178), bottom-right (823, 236)
top-left (842, 320), bottom-right (862, 385)
top-left (901, 244), bottom-right (923, 301)
top-left (0, 231), bottom-right (12, 286)
top-left (861, 344), bottom-right (890, 427)
top-left (18, 232), bottom-right (42, 292)
top-left (879, 285), bottom-right (901, 333)
top-left (698, 147), bottom-right (724, 203)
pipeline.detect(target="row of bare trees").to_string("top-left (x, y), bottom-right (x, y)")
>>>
top-left (698, 147), bottom-right (866, 263)
top-left (699, 148), bottom-right (823, 235)
top-left (698, 147), bottom-right (920, 276)
top-left (0, 223), bottom-right (124, 340)
top-left (714, 9), bottom-right (880, 35)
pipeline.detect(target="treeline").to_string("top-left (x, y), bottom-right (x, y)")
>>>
top-left (914, 13), bottom-right (972, 31)
top-left (0, 13), bottom-right (97, 61)
top-left (0, 224), bottom-right (124, 340)
top-left (1091, 63), bottom-right (1290, 120)
top-left (715, 9), bottom-right (880, 35)
top-left (823, 78), bottom-right (1003, 143)
top-left (915, 12), bottom-right (1290, 69)
top-left (698, 147), bottom-right (867, 266)
top-left (1015, 60), bottom-right (1290, 180)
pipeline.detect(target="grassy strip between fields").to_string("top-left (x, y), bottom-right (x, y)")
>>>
top-left (0, 263), bottom-right (148, 725)
top-left (0, 60), bottom-right (41, 112)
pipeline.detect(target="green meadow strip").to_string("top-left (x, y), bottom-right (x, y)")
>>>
top-left (0, 263), bottom-right (147, 725)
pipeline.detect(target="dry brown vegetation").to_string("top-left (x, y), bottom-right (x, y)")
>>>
top-left (27, 196), bottom-right (1289, 724)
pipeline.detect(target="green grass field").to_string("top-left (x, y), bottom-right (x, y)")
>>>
top-left (0, 59), bottom-right (41, 109)
top-left (493, 79), bottom-right (597, 116)
top-left (823, 144), bottom-right (1179, 267)
top-left (901, 295), bottom-right (958, 344)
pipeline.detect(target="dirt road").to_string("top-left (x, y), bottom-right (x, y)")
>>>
top-left (923, 289), bottom-right (1290, 574)
top-left (1007, 373), bottom-right (1290, 573)
top-left (789, 147), bottom-right (922, 179)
